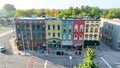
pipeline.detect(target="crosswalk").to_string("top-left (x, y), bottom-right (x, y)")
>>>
top-left (26, 56), bottom-right (35, 68)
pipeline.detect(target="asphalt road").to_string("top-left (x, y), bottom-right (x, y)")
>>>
top-left (97, 42), bottom-right (120, 68)
top-left (0, 31), bottom-right (14, 54)
top-left (38, 55), bottom-right (84, 68)
top-left (1, 28), bottom-right (120, 68)
top-left (0, 29), bottom-right (64, 68)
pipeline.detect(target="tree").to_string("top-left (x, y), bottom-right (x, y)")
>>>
top-left (3, 4), bottom-right (16, 17)
top-left (74, 48), bottom-right (99, 68)
top-left (33, 9), bottom-right (41, 17)
top-left (50, 9), bottom-right (58, 16)
top-left (45, 9), bottom-right (51, 16)
top-left (90, 7), bottom-right (101, 18)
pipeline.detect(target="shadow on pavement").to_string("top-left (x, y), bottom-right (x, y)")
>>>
top-left (4, 49), bottom-right (13, 55)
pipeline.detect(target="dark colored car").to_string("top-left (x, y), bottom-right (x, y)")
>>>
top-left (0, 46), bottom-right (6, 53)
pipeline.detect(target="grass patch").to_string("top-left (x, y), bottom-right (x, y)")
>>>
top-left (0, 25), bottom-right (9, 30)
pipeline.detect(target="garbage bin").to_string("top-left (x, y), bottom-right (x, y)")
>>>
top-left (75, 51), bottom-right (77, 55)
top-left (79, 51), bottom-right (81, 55)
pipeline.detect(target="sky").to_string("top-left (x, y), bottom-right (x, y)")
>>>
top-left (0, 0), bottom-right (120, 9)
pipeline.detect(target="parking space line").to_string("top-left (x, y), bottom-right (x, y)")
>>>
top-left (100, 57), bottom-right (112, 68)
top-left (44, 60), bottom-right (47, 68)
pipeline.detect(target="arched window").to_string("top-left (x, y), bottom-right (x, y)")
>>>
top-left (80, 25), bottom-right (83, 32)
top-left (95, 24), bottom-right (98, 33)
top-left (85, 34), bottom-right (88, 40)
top-left (90, 24), bottom-right (94, 32)
top-left (74, 24), bottom-right (78, 32)
top-left (94, 34), bottom-right (97, 40)
top-left (48, 32), bottom-right (50, 37)
top-left (53, 33), bottom-right (55, 37)
top-left (63, 35), bottom-right (66, 40)
top-left (89, 34), bottom-right (92, 40)
top-left (86, 24), bottom-right (89, 32)
top-left (74, 34), bottom-right (78, 40)
top-left (58, 33), bottom-right (60, 37)
top-left (79, 35), bottom-right (83, 40)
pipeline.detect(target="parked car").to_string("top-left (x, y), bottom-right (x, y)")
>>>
top-left (0, 46), bottom-right (6, 53)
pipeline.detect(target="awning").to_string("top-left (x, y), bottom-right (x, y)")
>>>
top-left (61, 41), bottom-right (73, 46)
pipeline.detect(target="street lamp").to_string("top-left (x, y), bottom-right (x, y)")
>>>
top-left (69, 56), bottom-right (72, 68)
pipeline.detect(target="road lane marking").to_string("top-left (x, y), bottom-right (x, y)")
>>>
top-left (26, 56), bottom-right (35, 68)
top-left (44, 60), bottom-right (47, 68)
top-left (100, 57), bottom-right (112, 68)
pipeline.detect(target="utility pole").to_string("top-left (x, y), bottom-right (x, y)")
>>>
top-left (21, 31), bottom-right (26, 55)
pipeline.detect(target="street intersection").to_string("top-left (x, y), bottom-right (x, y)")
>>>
top-left (1, 28), bottom-right (120, 68)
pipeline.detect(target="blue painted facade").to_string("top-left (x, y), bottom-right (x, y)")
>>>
top-left (62, 19), bottom-right (73, 49)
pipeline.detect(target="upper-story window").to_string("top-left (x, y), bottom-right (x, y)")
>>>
top-left (48, 32), bottom-right (50, 38)
top-left (85, 34), bottom-right (88, 40)
top-left (37, 24), bottom-right (40, 30)
top-left (95, 24), bottom-right (99, 33)
top-left (53, 25), bottom-right (55, 30)
top-left (63, 35), bottom-right (66, 40)
top-left (16, 25), bottom-right (20, 30)
top-left (94, 34), bottom-right (97, 40)
top-left (22, 25), bottom-right (26, 30)
top-left (68, 35), bottom-right (71, 40)
top-left (80, 25), bottom-right (83, 32)
top-left (42, 24), bottom-right (45, 30)
top-left (53, 33), bottom-right (55, 37)
top-left (89, 34), bottom-right (92, 40)
top-left (42, 33), bottom-right (45, 38)
top-left (58, 33), bottom-right (60, 37)
top-left (90, 24), bottom-right (94, 32)
top-left (79, 35), bottom-right (83, 40)
top-left (74, 34), bottom-right (78, 40)
top-left (58, 25), bottom-right (60, 30)
top-left (74, 24), bottom-right (78, 32)
top-left (26, 24), bottom-right (29, 30)
top-left (68, 25), bottom-right (72, 32)
top-left (63, 25), bottom-right (66, 32)
top-left (38, 33), bottom-right (40, 38)
top-left (32, 25), bottom-right (35, 30)
top-left (95, 24), bottom-right (99, 28)
top-left (33, 33), bottom-right (36, 39)
top-left (48, 25), bottom-right (50, 30)
top-left (86, 24), bottom-right (89, 32)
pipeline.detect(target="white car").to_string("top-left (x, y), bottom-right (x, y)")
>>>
top-left (0, 46), bottom-right (6, 53)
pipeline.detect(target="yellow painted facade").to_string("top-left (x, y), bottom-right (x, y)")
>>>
top-left (46, 20), bottom-right (62, 49)
top-left (84, 20), bottom-right (101, 41)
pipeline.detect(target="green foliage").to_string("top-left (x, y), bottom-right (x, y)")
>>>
top-left (101, 8), bottom-right (120, 18)
top-left (55, 5), bottom-right (101, 18)
top-left (85, 48), bottom-right (96, 60)
top-left (74, 48), bottom-right (99, 68)
top-left (14, 9), bottom-right (41, 17)
top-left (13, 5), bottom-right (120, 18)
top-left (3, 4), bottom-right (16, 17)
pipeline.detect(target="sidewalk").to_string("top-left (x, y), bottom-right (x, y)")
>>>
top-left (9, 38), bottom-right (19, 55)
